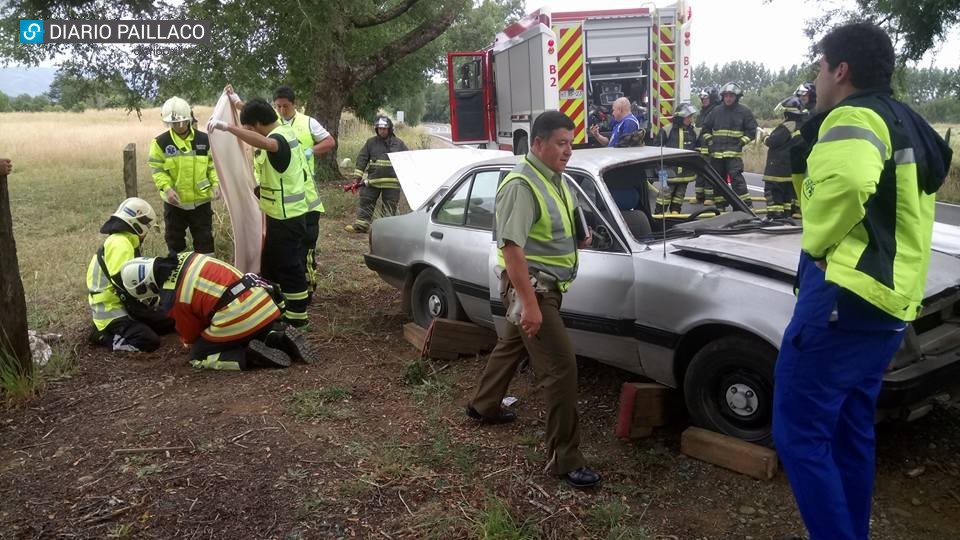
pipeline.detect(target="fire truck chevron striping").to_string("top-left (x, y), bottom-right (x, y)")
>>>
top-left (556, 25), bottom-right (587, 143)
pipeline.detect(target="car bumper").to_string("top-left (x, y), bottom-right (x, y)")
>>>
top-left (879, 349), bottom-right (960, 420)
top-left (363, 254), bottom-right (407, 289)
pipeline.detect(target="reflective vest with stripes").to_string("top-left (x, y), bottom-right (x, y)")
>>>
top-left (86, 231), bottom-right (140, 331)
top-left (257, 125), bottom-right (309, 220)
top-left (163, 252), bottom-right (282, 344)
top-left (797, 90), bottom-right (937, 321)
top-left (284, 113), bottom-right (325, 213)
top-left (148, 128), bottom-right (218, 209)
top-left (496, 158), bottom-right (578, 291)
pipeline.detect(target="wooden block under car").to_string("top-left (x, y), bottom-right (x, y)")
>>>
top-left (402, 322), bottom-right (480, 360)
top-left (680, 426), bottom-right (778, 480)
top-left (426, 319), bottom-right (498, 354)
top-left (615, 382), bottom-right (682, 438)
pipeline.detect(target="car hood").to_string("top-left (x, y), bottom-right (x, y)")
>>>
top-left (932, 222), bottom-right (960, 257)
top-left (388, 148), bottom-right (512, 210)
top-left (671, 231), bottom-right (960, 297)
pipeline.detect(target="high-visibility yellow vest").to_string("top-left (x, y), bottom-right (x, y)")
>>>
top-left (286, 113), bottom-right (325, 213)
top-left (86, 231), bottom-right (140, 331)
top-left (148, 128), bottom-right (218, 208)
top-left (257, 125), bottom-right (309, 220)
top-left (496, 157), bottom-right (578, 291)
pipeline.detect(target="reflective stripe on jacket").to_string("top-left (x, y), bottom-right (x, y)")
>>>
top-left (353, 135), bottom-right (408, 189)
top-left (149, 129), bottom-right (218, 208)
top-left (763, 119), bottom-right (802, 182)
top-left (701, 103), bottom-right (757, 158)
top-left (658, 122), bottom-right (698, 182)
top-left (165, 253), bottom-right (282, 344)
top-left (258, 125), bottom-right (309, 220)
top-left (798, 89), bottom-right (940, 321)
top-left (86, 231), bottom-right (140, 331)
top-left (495, 157), bottom-right (578, 291)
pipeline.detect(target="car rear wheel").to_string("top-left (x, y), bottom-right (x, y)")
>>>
top-left (411, 268), bottom-right (463, 328)
top-left (683, 335), bottom-right (777, 446)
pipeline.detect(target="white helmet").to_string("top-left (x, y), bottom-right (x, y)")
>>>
top-left (673, 102), bottom-right (698, 118)
top-left (161, 96), bottom-right (192, 124)
top-left (720, 82), bottom-right (743, 97)
top-left (112, 197), bottom-right (157, 237)
top-left (120, 257), bottom-right (160, 301)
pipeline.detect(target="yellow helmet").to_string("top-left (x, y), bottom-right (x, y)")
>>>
top-left (161, 96), bottom-right (192, 124)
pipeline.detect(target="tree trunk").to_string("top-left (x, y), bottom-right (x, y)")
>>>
top-left (307, 79), bottom-right (350, 184)
top-left (0, 172), bottom-right (32, 379)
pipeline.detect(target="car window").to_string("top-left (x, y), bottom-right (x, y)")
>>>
top-left (435, 176), bottom-right (472, 226)
top-left (464, 170), bottom-right (499, 229)
top-left (564, 173), bottom-right (628, 254)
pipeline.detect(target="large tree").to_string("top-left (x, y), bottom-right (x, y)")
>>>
top-left (0, 164), bottom-right (32, 383)
top-left (0, 0), bottom-right (475, 179)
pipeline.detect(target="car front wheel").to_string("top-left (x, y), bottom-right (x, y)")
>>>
top-left (410, 268), bottom-right (462, 328)
top-left (683, 335), bottom-right (777, 446)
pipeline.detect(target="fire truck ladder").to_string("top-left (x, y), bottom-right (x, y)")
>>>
top-left (651, 12), bottom-right (678, 135)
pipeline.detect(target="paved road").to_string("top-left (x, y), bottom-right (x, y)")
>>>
top-left (424, 123), bottom-right (960, 226)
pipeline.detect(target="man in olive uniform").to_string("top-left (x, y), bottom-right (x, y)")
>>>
top-left (149, 96), bottom-right (220, 254)
top-left (466, 110), bottom-right (601, 489)
top-left (344, 116), bottom-right (409, 233)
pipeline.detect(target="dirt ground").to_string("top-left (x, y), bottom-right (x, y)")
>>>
top-left (3, 212), bottom-right (960, 539)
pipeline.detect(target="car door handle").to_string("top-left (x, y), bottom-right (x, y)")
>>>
top-left (430, 231), bottom-right (443, 240)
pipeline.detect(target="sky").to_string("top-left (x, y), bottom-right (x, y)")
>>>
top-left (536, 0), bottom-right (960, 70)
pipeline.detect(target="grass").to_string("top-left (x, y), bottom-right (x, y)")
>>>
top-left (473, 498), bottom-right (538, 540)
top-left (286, 385), bottom-right (353, 421)
top-left (1, 340), bottom-right (80, 403)
top-left (0, 108), bottom-right (431, 336)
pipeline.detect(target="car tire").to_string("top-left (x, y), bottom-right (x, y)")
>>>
top-left (683, 335), bottom-right (777, 446)
top-left (411, 268), bottom-right (463, 328)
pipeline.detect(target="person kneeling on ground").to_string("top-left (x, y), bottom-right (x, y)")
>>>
top-left (87, 197), bottom-right (175, 352)
top-left (119, 252), bottom-right (315, 371)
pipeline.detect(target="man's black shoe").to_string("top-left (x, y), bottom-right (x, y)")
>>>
top-left (563, 466), bottom-right (601, 488)
top-left (465, 405), bottom-right (516, 424)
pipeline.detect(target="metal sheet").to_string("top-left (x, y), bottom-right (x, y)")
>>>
top-left (388, 149), bottom-right (511, 211)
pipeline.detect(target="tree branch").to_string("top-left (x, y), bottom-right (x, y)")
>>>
top-left (351, 0), bottom-right (466, 83)
top-left (350, 0), bottom-right (421, 28)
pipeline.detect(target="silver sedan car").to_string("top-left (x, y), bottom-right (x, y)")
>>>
top-left (364, 147), bottom-right (960, 444)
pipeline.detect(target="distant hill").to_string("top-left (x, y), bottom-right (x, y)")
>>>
top-left (0, 66), bottom-right (57, 97)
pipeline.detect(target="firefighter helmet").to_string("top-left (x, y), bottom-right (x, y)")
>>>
top-left (775, 96), bottom-right (805, 116)
top-left (161, 97), bottom-right (192, 124)
top-left (374, 116), bottom-right (393, 130)
top-left (673, 103), bottom-right (698, 118)
top-left (795, 82), bottom-right (815, 96)
top-left (120, 257), bottom-right (160, 301)
top-left (719, 82), bottom-right (743, 97)
top-left (112, 197), bottom-right (157, 238)
top-left (698, 88), bottom-right (710, 98)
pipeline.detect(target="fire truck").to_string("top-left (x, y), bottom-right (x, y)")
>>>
top-left (447, 2), bottom-right (693, 153)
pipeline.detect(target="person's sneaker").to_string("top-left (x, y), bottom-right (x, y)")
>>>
top-left (562, 466), bottom-right (602, 488)
top-left (247, 340), bottom-right (291, 368)
top-left (465, 405), bottom-right (516, 424)
top-left (266, 324), bottom-right (318, 364)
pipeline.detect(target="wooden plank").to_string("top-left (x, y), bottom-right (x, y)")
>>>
top-left (122, 143), bottom-right (137, 197)
top-left (427, 319), bottom-right (498, 353)
top-left (680, 427), bottom-right (778, 480)
top-left (615, 382), bottom-right (681, 439)
top-left (403, 323), bottom-right (426, 351)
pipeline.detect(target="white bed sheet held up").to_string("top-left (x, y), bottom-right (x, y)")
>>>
top-left (207, 92), bottom-right (264, 273)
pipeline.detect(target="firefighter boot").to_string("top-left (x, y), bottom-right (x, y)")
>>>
top-left (265, 323), bottom-right (318, 364)
top-left (246, 340), bottom-right (292, 368)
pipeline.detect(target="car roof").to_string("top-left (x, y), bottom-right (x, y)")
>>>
top-left (469, 146), bottom-right (697, 176)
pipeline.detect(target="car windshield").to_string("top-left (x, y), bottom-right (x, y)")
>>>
top-left (585, 156), bottom-right (799, 242)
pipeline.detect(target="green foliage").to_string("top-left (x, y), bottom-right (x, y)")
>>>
top-left (287, 386), bottom-right (353, 421)
top-left (423, 81), bottom-right (450, 123)
top-left (474, 498), bottom-right (537, 540)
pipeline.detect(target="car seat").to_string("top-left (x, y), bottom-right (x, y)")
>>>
top-left (610, 187), bottom-right (652, 238)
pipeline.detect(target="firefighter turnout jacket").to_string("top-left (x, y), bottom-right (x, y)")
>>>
top-left (149, 128), bottom-right (219, 209)
top-left (763, 119), bottom-right (803, 182)
top-left (353, 135), bottom-right (409, 189)
top-left (796, 88), bottom-right (953, 321)
top-left (658, 121), bottom-right (698, 182)
top-left (701, 103), bottom-right (758, 159)
top-left (161, 252), bottom-right (283, 345)
top-left (86, 231), bottom-right (140, 331)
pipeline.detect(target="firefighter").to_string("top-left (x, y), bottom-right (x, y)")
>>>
top-left (694, 87), bottom-right (719, 205)
top-left (700, 82), bottom-right (758, 209)
top-left (225, 84), bottom-right (335, 301)
top-left (795, 81), bottom-right (817, 112)
top-left (655, 103), bottom-right (698, 214)
top-left (589, 97), bottom-right (641, 147)
top-left (86, 198), bottom-right (174, 352)
top-left (208, 98), bottom-right (311, 327)
top-left (344, 116), bottom-right (409, 233)
top-left (774, 23), bottom-right (951, 540)
top-left (762, 96), bottom-right (806, 219)
top-left (149, 97), bottom-right (220, 255)
top-left (119, 253), bottom-right (315, 371)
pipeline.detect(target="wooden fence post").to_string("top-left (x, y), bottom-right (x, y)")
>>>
top-left (123, 143), bottom-right (137, 197)
top-left (0, 167), bottom-right (33, 378)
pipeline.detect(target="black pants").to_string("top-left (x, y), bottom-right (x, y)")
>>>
top-left (189, 326), bottom-right (277, 371)
top-left (354, 185), bottom-right (400, 229)
top-left (303, 211), bottom-right (321, 300)
top-left (710, 157), bottom-right (751, 208)
top-left (163, 202), bottom-right (214, 254)
top-left (93, 314), bottom-right (174, 353)
top-left (262, 215), bottom-right (309, 326)
top-left (764, 181), bottom-right (796, 218)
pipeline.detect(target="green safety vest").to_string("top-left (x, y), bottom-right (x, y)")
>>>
top-left (285, 113), bottom-right (325, 213)
top-left (86, 231), bottom-right (140, 331)
top-left (496, 157), bottom-right (578, 291)
top-left (799, 92), bottom-right (937, 321)
top-left (148, 128), bottom-right (218, 208)
top-left (257, 125), bottom-right (309, 220)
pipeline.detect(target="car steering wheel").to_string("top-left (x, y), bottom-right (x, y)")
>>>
top-left (591, 224), bottom-right (614, 251)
